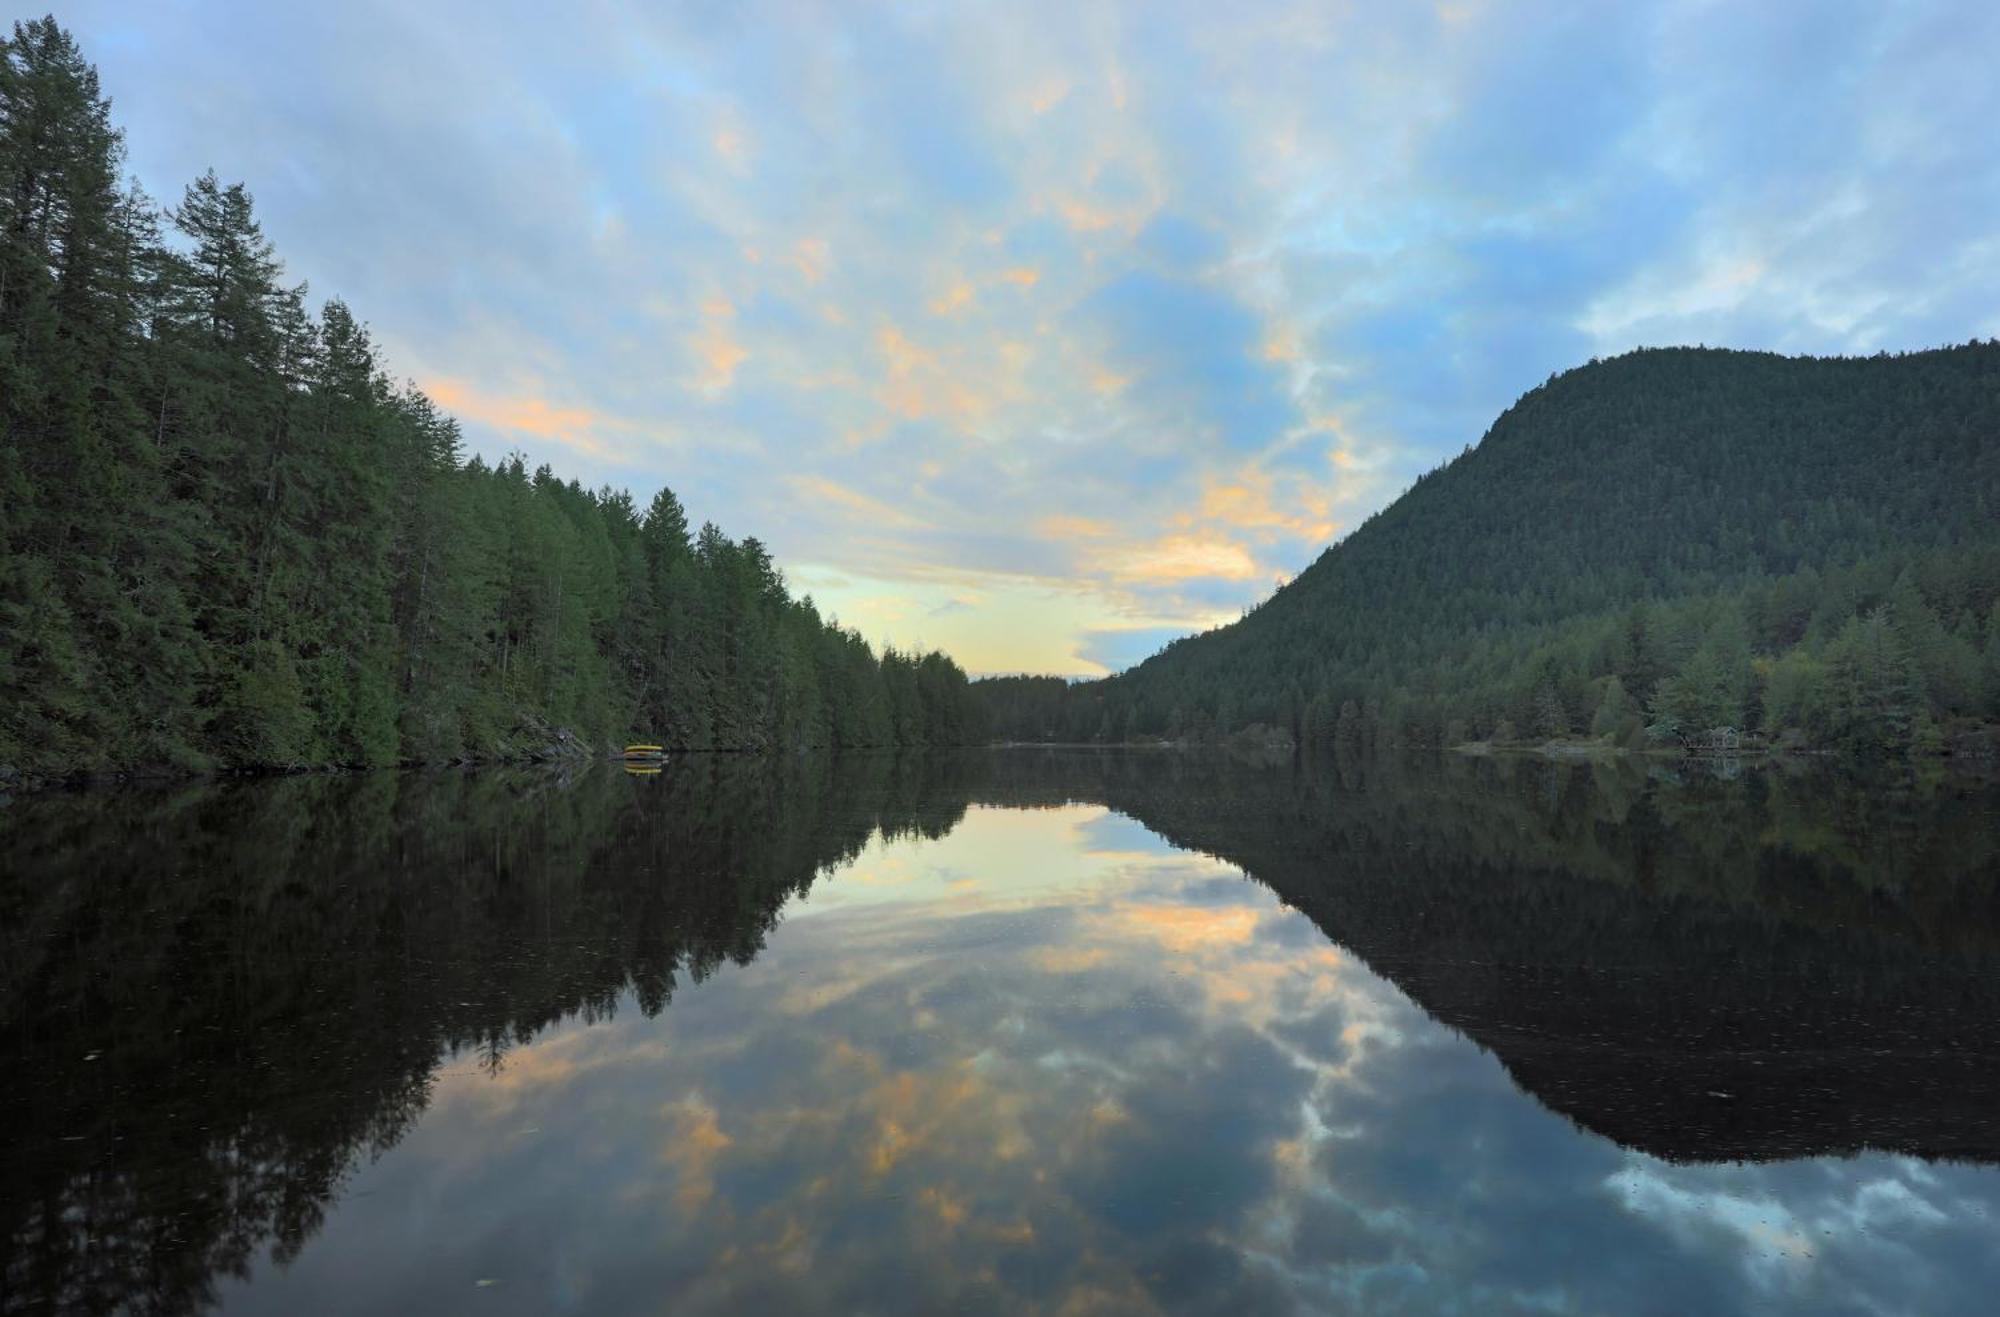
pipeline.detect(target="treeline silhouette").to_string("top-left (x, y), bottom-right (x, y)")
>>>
top-left (980, 344), bottom-right (2000, 756)
top-left (0, 19), bottom-right (983, 778)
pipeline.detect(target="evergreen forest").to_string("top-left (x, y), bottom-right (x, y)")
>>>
top-left (0, 19), bottom-right (982, 779)
top-left (8, 18), bottom-right (1996, 776)
top-left (980, 343), bottom-right (2000, 756)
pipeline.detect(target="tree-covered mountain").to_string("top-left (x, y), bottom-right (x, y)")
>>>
top-left (0, 19), bottom-right (983, 778)
top-left (982, 343), bottom-right (2000, 754)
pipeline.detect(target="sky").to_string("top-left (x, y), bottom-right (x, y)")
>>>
top-left (57, 0), bottom-right (2000, 675)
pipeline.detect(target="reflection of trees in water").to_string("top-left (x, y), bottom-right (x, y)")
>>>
top-left (977, 749), bottom-right (2000, 951)
top-left (0, 755), bottom-right (966, 1315)
top-left (981, 750), bottom-right (2000, 1163)
top-left (3, 751), bottom-right (1998, 1311)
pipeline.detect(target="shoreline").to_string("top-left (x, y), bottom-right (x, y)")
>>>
top-left (10, 731), bottom-right (1996, 801)
top-left (0, 742), bottom-right (893, 799)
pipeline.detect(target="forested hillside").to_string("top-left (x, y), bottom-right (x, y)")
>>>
top-left (0, 20), bottom-right (982, 778)
top-left (983, 343), bottom-right (2000, 754)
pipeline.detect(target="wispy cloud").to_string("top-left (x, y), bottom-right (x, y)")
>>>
top-left (422, 377), bottom-right (621, 458)
top-left (66, 0), bottom-right (2000, 673)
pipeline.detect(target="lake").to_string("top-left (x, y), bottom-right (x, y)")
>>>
top-left (5, 750), bottom-right (2000, 1315)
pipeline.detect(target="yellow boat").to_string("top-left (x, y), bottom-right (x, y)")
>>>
top-left (621, 743), bottom-right (667, 764)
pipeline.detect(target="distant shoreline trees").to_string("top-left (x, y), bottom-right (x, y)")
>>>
top-left (0, 19), bottom-right (983, 777)
top-left (978, 344), bottom-right (2000, 758)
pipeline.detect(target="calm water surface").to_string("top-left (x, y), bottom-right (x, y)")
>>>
top-left (5, 751), bottom-right (2000, 1314)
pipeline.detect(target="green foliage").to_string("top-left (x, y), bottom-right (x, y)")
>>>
top-left (1822, 610), bottom-right (1922, 754)
top-left (0, 22), bottom-right (983, 774)
top-left (979, 342), bottom-right (2000, 757)
top-left (1587, 676), bottom-right (1642, 746)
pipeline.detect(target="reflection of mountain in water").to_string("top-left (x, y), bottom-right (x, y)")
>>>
top-left (980, 751), bottom-right (2000, 1166)
top-left (4, 751), bottom-right (1999, 1312)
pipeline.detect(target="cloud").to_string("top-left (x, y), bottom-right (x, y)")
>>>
top-left (1097, 531), bottom-right (1261, 585)
top-left (792, 238), bottom-right (830, 284)
top-left (786, 475), bottom-right (931, 532)
top-left (422, 377), bottom-right (620, 457)
top-left (1185, 465), bottom-right (1338, 547)
top-left (688, 325), bottom-right (749, 394)
top-left (64, 0), bottom-right (2000, 675)
top-left (660, 1096), bottom-right (734, 1213)
top-left (1033, 514), bottom-right (1113, 542)
top-left (928, 278), bottom-right (976, 316)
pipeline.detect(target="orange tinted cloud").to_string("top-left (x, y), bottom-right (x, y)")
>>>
top-left (1055, 196), bottom-right (1126, 233)
top-left (1189, 468), bottom-right (1338, 545)
top-left (1029, 946), bottom-right (1110, 972)
top-left (1035, 514), bottom-right (1115, 541)
top-left (794, 237), bottom-right (830, 283)
top-left (1102, 531), bottom-right (1261, 583)
top-left (423, 377), bottom-right (611, 455)
top-left (860, 1065), bottom-right (989, 1177)
top-left (876, 326), bottom-right (938, 419)
top-left (659, 1097), bottom-right (733, 1213)
top-left (689, 325), bottom-right (748, 393)
top-left (874, 325), bottom-right (993, 423)
top-left (1028, 77), bottom-right (1071, 115)
top-left (925, 268), bottom-right (1031, 315)
top-left (1261, 324), bottom-right (1304, 362)
top-left (919, 1186), bottom-right (969, 1231)
top-left (1089, 365), bottom-right (1130, 395)
top-left (1114, 903), bottom-right (1261, 951)
top-left (930, 279), bottom-right (976, 316)
top-left (789, 474), bottom-right (930, 530)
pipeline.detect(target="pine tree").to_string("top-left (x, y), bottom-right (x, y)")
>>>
top-left (0, 21), bottom-right (985, 776)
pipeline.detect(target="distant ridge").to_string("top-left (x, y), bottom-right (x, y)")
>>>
top-left (980, 343), bottom-right (2000, 753)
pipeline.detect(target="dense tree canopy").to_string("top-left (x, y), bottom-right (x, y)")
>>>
top-left (981, 343), bottom-right (2000, 755)
top-left (0, 20), bottom-right (982, 776)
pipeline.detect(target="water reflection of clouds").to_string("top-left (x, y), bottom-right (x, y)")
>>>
top-left (800, 804), bottom-right (1145, 913)
top-left (221, 809), bottom-right (2000, 1315)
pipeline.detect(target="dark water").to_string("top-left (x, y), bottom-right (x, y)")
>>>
top-left (5, 752), bottom-right (2000, 1315)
